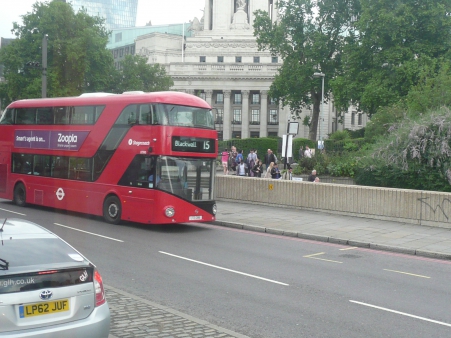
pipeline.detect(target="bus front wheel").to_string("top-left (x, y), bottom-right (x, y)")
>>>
top-left (103, 196), bottom-right (122, 225)
top-left (13, 183), bottom-right (27, 207)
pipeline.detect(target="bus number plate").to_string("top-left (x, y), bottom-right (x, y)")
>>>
top-left (19, 299), bottom-right (70, 318)
top-left (189, 216), bottom-right (202, 221)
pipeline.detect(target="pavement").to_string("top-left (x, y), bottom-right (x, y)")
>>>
top-left (214, 199), bottom-right (451, 260)
top-left (107, 198), bottom-right (451, 338)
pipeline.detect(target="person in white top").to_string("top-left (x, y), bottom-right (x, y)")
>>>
top-left (304, 146), bottom-right (312, 158)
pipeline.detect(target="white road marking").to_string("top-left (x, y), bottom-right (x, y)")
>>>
top-left (383, 269), bottom-right (430, 279)
top-left (0, 208), bottom-right (26, 216)
top-left (340, 247), bottom-right (358, 251)
top-left (159, 251), bottom-right (289, 286)
top-left (53, 223), bottom-right (124, 242)
top-left (350, 300), bottom-right (451, 327)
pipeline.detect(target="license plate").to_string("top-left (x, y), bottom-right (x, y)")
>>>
top-left (189, 215), bottom-right (202, 221)
top-left (19, 299), bottom-right (69, 318)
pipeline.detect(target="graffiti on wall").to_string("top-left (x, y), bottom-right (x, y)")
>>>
top-left (417, 197), bottom-right (451, 221)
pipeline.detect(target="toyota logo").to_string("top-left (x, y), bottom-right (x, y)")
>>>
top-left (56, 188), bottom-right (65, 201)
top-left (40, 290), bottom-right (53, 300)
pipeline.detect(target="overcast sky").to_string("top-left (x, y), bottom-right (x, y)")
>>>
top-left (0, 0), bottom-right (206, 38)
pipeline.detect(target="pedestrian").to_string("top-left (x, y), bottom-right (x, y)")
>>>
top-left (304, 146), bottom-right (312, 158)
top-left (271, 163), bottom-right (281, 179)
top-left (299, 146), bottom-right (304, 160)
top-left (264, 161), bottom-right (274, 178)
top-left (264, 149), bottom-right (276, 170)
top-left (235, 158), bottom-right (247, 176)
top-left (314, 177), bottom-right (320, 183)
top-left (235, 149), bottom-right (244, 166)
top-left (247, 149), bottom-right (257, 177)
top-left (252, 160), bottom-right (263, 178)
top-left (221, 148), bottom-right (229, 175)
top-left (282, 165), bottom-right (293, 180)
top-left (229, 146), bottom-right (237, 172)
top-left (308, 169), bottom-right (317, 182)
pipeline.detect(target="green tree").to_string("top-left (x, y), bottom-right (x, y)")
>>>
top-left (253, 0), bottom-right (359, 140)
top-left (332, 0), bottom-right (451, 116)
top-left (113, 55), bottom-right (173, 93)
top-left (0, 0), bottom-right (115, 104)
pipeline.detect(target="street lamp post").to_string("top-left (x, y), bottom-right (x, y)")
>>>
top-left (313, 72), bottom-right (325, 141)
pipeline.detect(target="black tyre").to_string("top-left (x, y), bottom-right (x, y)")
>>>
top-left (103, 195), bottom-right (122, 224)
top-left (13, 183), bottom-right (27, 207)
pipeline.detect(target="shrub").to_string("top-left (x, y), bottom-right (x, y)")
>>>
top-left (328, 130), bottom-right (350, 141)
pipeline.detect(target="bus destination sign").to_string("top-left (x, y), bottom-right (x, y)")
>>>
top-left (172, 136), bottom-right (215, 153)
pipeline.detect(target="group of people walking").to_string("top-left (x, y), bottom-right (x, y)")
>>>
top-left (221, 147), bottom-right (295, 180)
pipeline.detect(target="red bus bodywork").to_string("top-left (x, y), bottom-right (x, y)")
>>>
top-left (0, 92), bottom-right (218, 224)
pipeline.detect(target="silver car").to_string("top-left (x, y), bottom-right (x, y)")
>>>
top-left (0, 218), bottom-right (110, 337)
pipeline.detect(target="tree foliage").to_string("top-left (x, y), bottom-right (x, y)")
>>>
top-left (112, 55), bottom-right (173, 94)
top-left (332, 0), bottom-right (451, 116)
top-left (0, 0), bottom-right (115, 104)
top-left (253, 0), bottom-right (359, 140)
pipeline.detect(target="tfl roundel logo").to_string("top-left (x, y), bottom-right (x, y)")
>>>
top-left (128, 139), bottom-right (133, 145)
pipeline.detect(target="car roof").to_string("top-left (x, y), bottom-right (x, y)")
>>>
top-left (0, 218), bottom-right (54, 239)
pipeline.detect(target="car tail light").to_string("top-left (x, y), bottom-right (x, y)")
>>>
top-left (94, 270), bottom-right (106, 307)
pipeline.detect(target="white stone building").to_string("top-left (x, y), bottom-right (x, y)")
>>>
top-left (133, 0), bottom-right (367, 140)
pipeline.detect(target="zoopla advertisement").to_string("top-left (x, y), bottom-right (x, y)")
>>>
top-left (14, 130), bottom-right (90, 151)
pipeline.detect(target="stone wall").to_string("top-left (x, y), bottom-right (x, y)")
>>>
top-left (215, 176), bottom-right (451, 228)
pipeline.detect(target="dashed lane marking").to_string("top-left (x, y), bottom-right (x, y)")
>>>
top-left (383, 269), bottom-right (430, 279)
top-left (159, 251), bottom-right (289, 286)
top-left (350, 300), bottom-right (451, 327)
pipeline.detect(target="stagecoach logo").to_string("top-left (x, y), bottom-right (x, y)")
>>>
top-left (56, 188), bottom-right (65, 201)
top-left (128, 139), bottom-right (150, 146)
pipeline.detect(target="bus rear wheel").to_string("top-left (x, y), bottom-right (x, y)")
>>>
top-left (103, 196), bottom-right (122, 225)
top-left (13, 183), bottom-right (27, 207)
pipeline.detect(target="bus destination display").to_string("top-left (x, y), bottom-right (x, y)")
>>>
top-left (172, 136), bottom-right (215, 153)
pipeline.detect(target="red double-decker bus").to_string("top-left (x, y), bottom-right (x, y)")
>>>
top-left (0, 91), bottom-right (217, 224)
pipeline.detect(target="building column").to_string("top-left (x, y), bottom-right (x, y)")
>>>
top-left (204, 0), bottom-right (211, 31)
top-left (241, 90), bottom-right (249, 139)
top-left (205, 90), bottom-right (213, 106)
top-left (223, 90), bottom-right (231, 140)
top-left (186, 89), bottom-right (195, 95)
top-left (260, 90), bottom-right (268, 137)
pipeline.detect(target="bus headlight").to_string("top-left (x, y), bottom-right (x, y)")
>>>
top-left (212, 204), bottom-right (217, 215)
top-left (164, 207), bottom-right (175, 218)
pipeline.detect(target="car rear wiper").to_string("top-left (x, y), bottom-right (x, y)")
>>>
top-left (0, 218), bottom-right (6, 232)
top-left (0, 258), bottom-right (8, 270)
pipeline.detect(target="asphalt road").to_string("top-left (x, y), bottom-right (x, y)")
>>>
top-left (1, 200), bottom-right (451, 338)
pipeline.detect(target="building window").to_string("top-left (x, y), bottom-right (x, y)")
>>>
top-left (113, 50), bottom-right (118, 59)
top-left (217, 56), bottom-right (224, 63)
top-left (233, 109), bottom-right (242, 123)
top-left (115, 33), bottom-right (122, 43)
top-left (217, 131), bottom-right (223, 141)
top-left (268, 132), bottom-right (278, 137)
top-left (215, 109), bottom-right (224, 124)
top-left (351, 112), bottom-right (356, 125)
top-left (252, 93), bottom-right (260, 104)
top-left (269, 109), bottom-right (278, 124)
top-left (131, 46), bottom-right (135, 55)
top-left (125, 47), bottom-right (130, 55)
top-left (235, 56), bottom-right (242, 63)
top-left (200, 56), bottom-right (206, 62)
top-left (251, 109), bottom-right (260, 124)
top-left (358, 113), bottom-right (363, 126)
top-left (250, 131), bottom-right (260, 138)
top-left (119, 48), bottom-right (124, 57)
top-left (199, 92), bottom-right (206, 100)
top-left (234, 93), bottom-right (242, 104)
top-left (216, 93), bottom-right (224, 104)
top-left (270, 97), bottom-right (277, 105)
top-left (232, 131), bottom-right (242, 139)
top-left (271, 56), bottom-right (278, 63)
top-left (253, 56), bottom-right (260, 63)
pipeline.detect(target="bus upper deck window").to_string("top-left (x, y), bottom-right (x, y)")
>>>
top-left (0, 108), bottom-right (14, 124)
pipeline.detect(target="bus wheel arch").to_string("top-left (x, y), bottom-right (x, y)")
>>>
top-left (103, 194), bottom-right (122, 225)
top-left (13, 182), bottom-right (27, 207)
